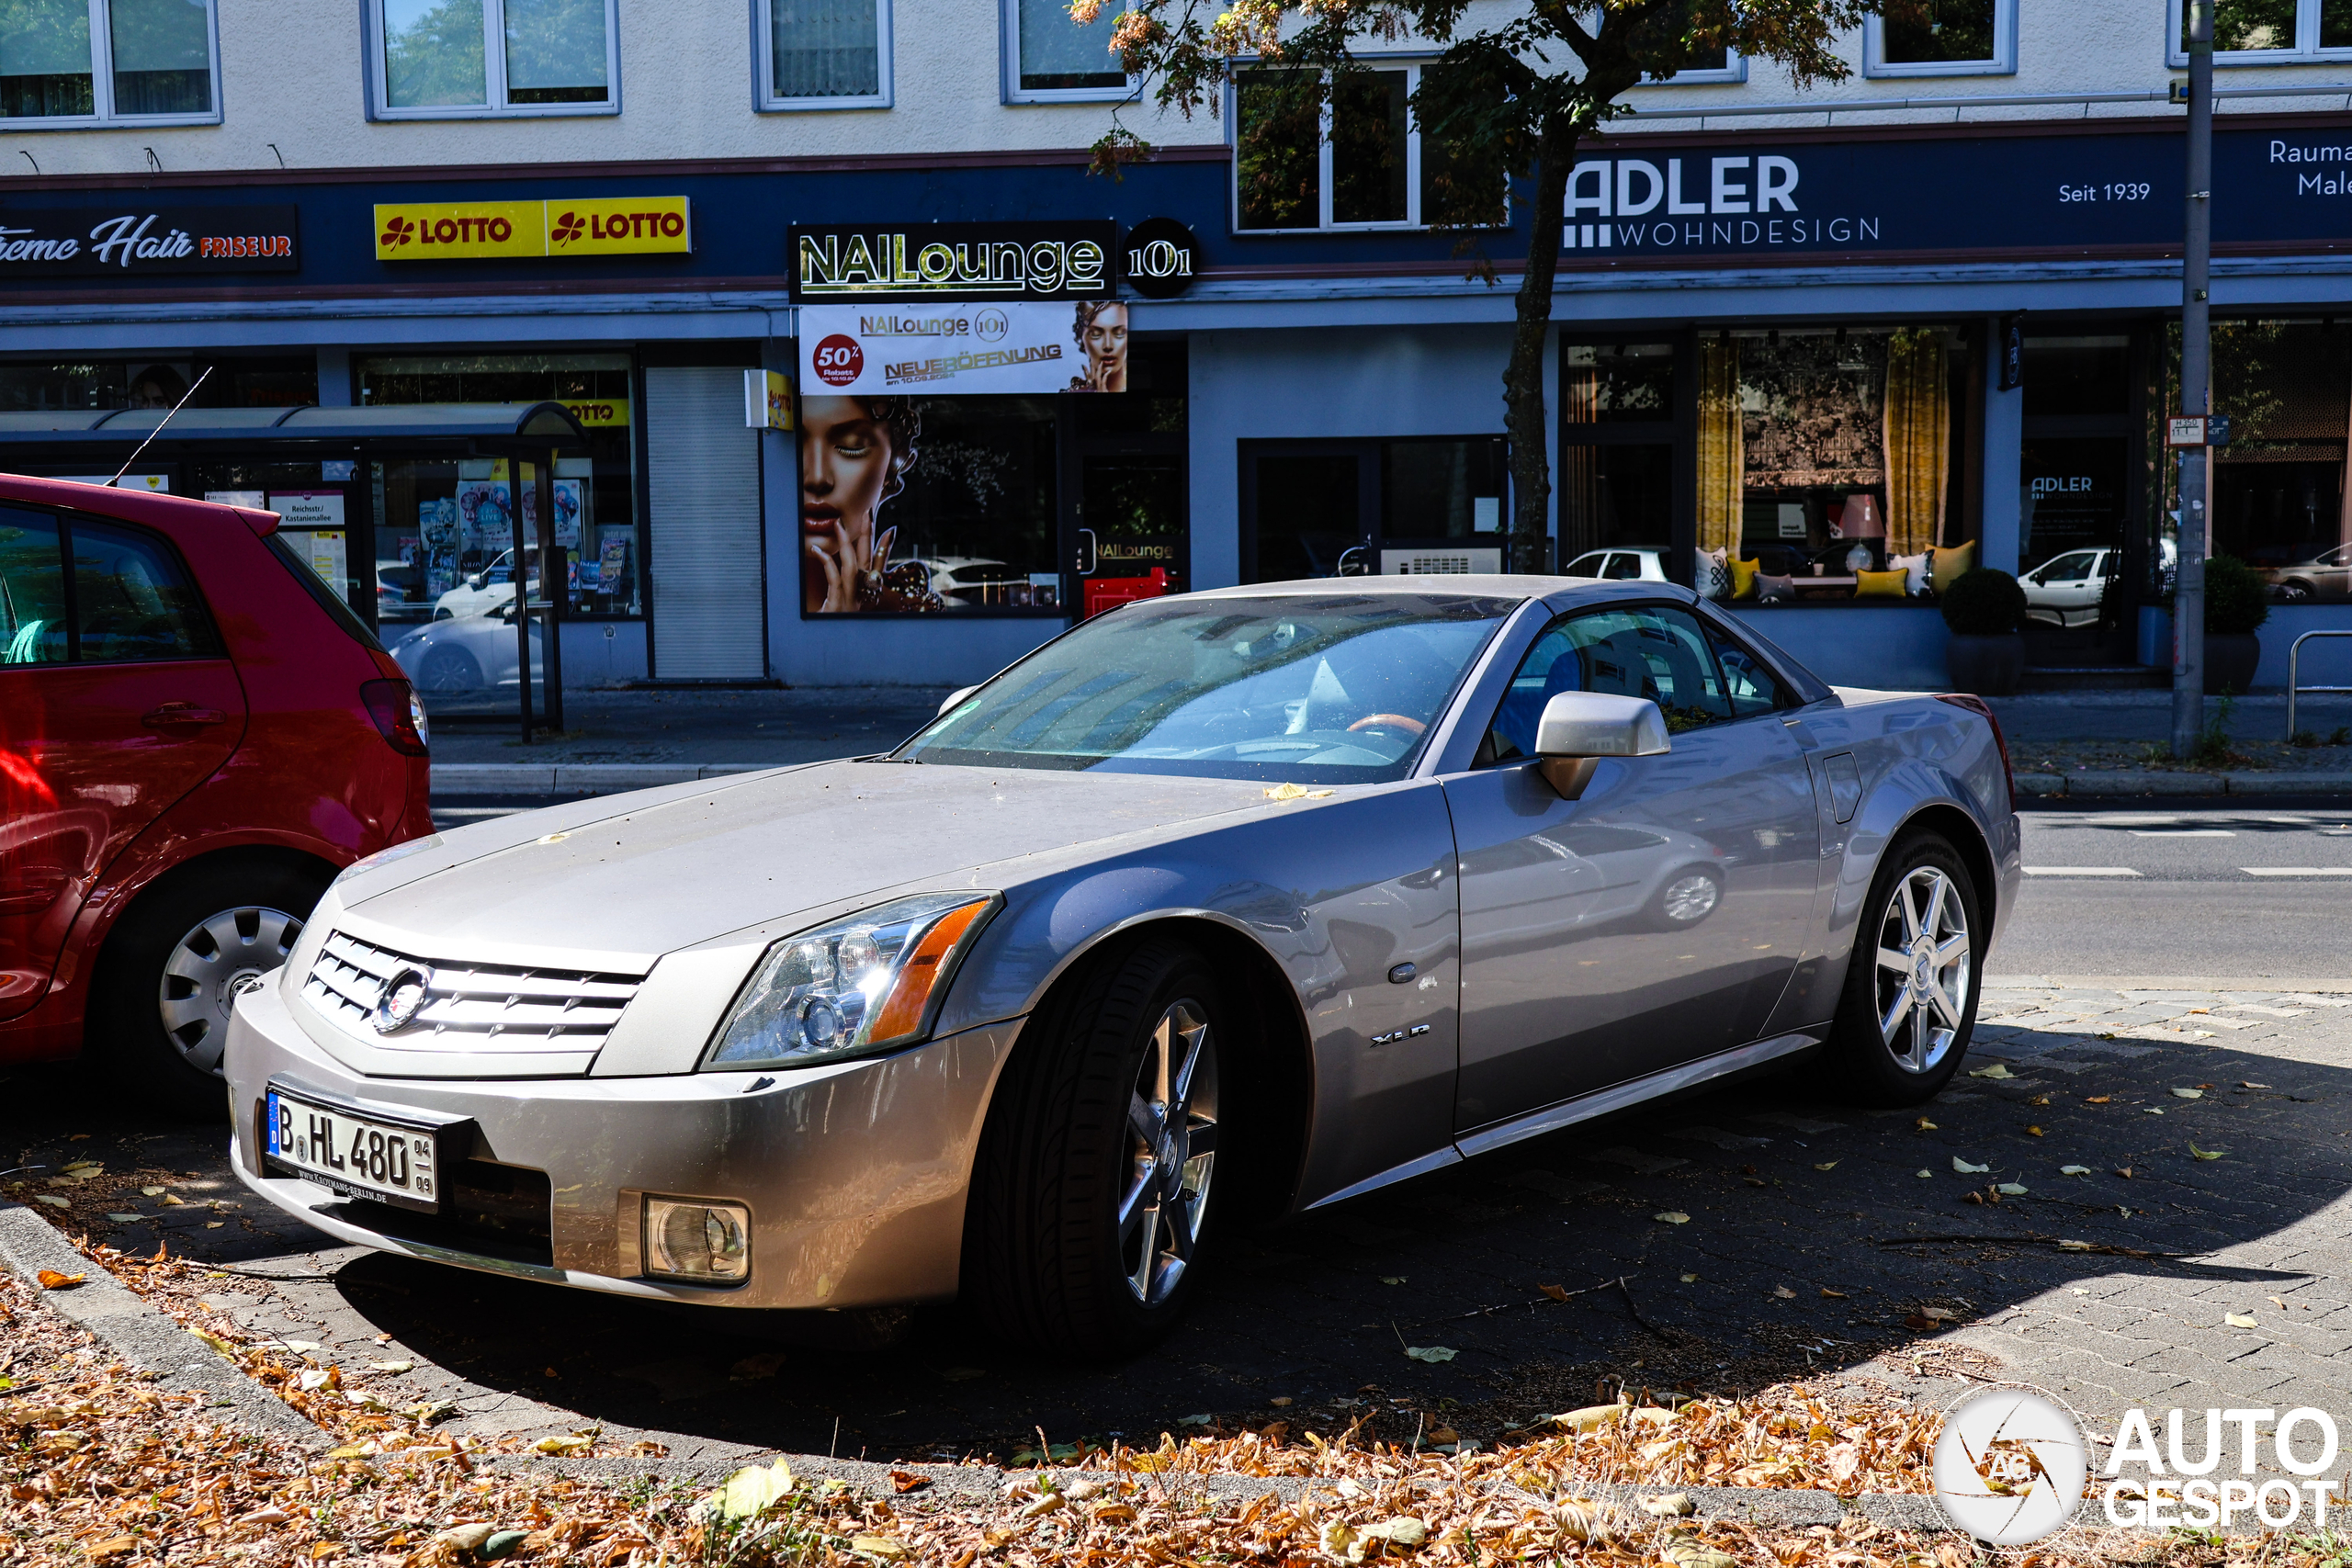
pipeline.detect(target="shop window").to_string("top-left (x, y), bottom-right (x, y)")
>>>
top-left (802, 395), bottom-right (1060, 615)
top-left (760, 0), bottom-right (889, 109)
top-left (372, 0), bottom-right (616, 118)
top-left (0, 0), bottom-right (218, 126)
top-left (0, 355), bottom-right (315, 412)
top-left (2169, 0), bottom-right (2352, 61)
top-left (1003, 0), bottom-right (1124, 101)
top-left (2150, 320), bottom-right (2352, 603)
top-left (1696, 327), bottom-right (1970, 605)
top-left (2024, 335), bottom-right (2132, 419)
top-left (1383, 438), bottom-right (1507, 541)
top-left (1865, 0), bottom-right (2016, 75)
top-left (1234, 62), bottom-right (1506, 233)
top-left (1559, 343), bottom-right (1677, 568)
top-left (1565, 343), bottom-right (1676, 423)
top-left (358, 353), bottom-right (639, 619)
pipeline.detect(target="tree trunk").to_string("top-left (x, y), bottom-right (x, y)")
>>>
top-left (1503, 113), bottom-right (1577, 574)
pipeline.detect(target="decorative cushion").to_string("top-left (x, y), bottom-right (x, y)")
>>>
top-left (1931, 540), bottom-right (1978, 594)
top-left (1756, 573), bottom-right (1794, 604)
top-left (1729, 557), bottom-right (1761, 600)
top-left (1856, 568), bottom-right (1909, 598)
top-left (1693, 547), bottom-right (1729, 600)
top-left (1890, 551), bottom-right (1930, 596)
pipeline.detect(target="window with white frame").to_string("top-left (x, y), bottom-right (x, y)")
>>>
top-left (372, 0), bottom-right (616, 117)
top-left (0, 0), bottom-right (219, 126)
top-left (1865, 0), bottom-right (2016, 75)
top-left (1004, 0), bottom-right (1126, 102)
top-left (1635, 42), bottom-right (1748, 85)
top-left (1233, 62), bottom-right (1506, 233)
top-left (760, 0), bottom-right (890, 110)
top-left (2168, 0), bottom-right (2352, 62)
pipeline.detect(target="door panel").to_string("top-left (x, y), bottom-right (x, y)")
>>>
top-left (1443, 605), bottom-right (1820, 1134)
top-left (0, 508), bottom-right (246, 1021)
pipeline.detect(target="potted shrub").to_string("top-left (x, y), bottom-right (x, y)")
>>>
top-left (1939, 567), bottom-right (2027, 695)
top-left (2202, 555), bottom-right (2269, 695)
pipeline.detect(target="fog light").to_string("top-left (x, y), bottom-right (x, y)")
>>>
top-left (642, 1197), bottom-right (750, 1282)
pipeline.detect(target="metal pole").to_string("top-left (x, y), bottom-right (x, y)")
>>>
top-left (2170, 0), bottom-right (2214, 758)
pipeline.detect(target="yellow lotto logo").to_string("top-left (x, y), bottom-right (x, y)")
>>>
top-left (375, 198), bottom-right (690, 261)
top-left (560, 397), bottom-right (631, 428)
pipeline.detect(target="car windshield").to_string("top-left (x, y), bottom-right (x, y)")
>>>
top-left (893, 592), bottom-right (1517, 783)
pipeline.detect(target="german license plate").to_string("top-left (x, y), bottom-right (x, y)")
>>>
top-left (264, 1086), bottom-right (441, 1212)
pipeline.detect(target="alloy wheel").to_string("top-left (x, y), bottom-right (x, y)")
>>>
top-left (1659, 872), bottom-right (1721, 925)
top-left (1118, 998), bottom-right (1218, 1307)
top-left (157, 906), bottom-right (305, 1073)
top-left (1871, 866), bottom-right (1970, 1074)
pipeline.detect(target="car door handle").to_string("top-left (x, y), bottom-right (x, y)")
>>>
top-left (141, 704), bottom-right (227, 728)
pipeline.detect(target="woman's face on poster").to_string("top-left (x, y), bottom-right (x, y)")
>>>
top-left (1085, 305), bottom-right (1128, 378)
top-left (800, 397), bottom-right (894, 547)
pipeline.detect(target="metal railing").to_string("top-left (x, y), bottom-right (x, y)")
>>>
top-left (2286, 630), bottom-right (2352, 739)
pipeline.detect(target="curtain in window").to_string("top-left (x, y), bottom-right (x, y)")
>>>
top-left (772, 0), bottom-right (878, 99)
top-left (385, 0), bottom-right (487, 107)
top-left (0, 0), bottom-right (95, 117)
top-left (1696, 336), bottom-right (1743, 555)
top-left (504, 0), bottom-right (607, 102)
top-left (1883, 328), bottom-right (1949, 556)
top-left (111, 0), bottom-right (210, 114)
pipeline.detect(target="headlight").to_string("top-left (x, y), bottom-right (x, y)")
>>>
top-left (703, 892), bottom-right (999, 1071)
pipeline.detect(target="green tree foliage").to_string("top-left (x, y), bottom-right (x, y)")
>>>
top-left (1076, 0), bottom-right (1882, 572)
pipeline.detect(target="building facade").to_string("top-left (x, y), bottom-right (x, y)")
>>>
top-left (6, 0), bottom-right (2352, 706)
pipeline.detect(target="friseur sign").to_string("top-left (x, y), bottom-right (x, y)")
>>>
top-left (0, 205), bottom-right (299, 275)
top-left (1559, 118), bottom-right (2352, 264)
top-left (791, 222), bottom-right (1114, 302)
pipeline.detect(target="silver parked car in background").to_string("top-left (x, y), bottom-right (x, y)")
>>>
top-left (222, 578), bottom-right (2020, 1357)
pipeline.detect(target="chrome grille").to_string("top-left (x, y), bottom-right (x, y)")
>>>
top-left (301, 931), bottom-right (641, 1055)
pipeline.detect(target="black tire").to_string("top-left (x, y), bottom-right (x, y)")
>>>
top-left (966, 937), bottom-right (1225, 1359)
top-left (1645, 864), bottom-right (1724, 931)
top-left (88, 859), bottom-right (332, 1121)
top-left (1824, 831), bottom-right (1984, 1107)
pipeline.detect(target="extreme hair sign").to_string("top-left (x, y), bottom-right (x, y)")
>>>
top-left (0, 205), bottom-right (298, 275)
top-left (374, 197), bottom-right (691, 261)
top-left (790, 223), bottom-right (1114, 302)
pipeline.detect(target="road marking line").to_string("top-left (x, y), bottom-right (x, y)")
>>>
top-left (2243, 867), bottom-right (2352, 876)
top-left (2128, 829), bottom-right (2234, 838)
top-left (2023, 866), bottom-right (2143, 876)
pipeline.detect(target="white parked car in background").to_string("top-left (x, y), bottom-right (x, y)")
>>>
top-left (2019, 548), bottom-right (2112, 628)
top-left (433, 548), bottom-right (537, 620)
top-left (1563, 547), bottom-right (1670, 582)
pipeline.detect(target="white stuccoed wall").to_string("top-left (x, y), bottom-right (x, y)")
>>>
top-left (12, 1), bottom-right (2351, 180)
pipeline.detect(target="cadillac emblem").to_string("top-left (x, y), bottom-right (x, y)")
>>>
top-left (373, 966), bottom-right (434, 1033)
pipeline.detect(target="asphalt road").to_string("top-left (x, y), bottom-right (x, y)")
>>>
top-left (1999, 804), bottom-right (2352, 983)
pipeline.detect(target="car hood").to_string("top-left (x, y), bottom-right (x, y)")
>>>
top-left (337, 760), bottom-right (1285, 969)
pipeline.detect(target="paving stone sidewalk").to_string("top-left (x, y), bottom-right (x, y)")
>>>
top-left (8, 982), bottom-right (2351, 1465)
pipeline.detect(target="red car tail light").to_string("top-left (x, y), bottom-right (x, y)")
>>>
top-left (1935, 692), bottom-right (2014, 809)
top-left (360, 678), bottom-right (430, 758)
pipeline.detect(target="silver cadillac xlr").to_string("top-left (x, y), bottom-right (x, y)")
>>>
top-left (222, 578), bottom-right (2021, 1356)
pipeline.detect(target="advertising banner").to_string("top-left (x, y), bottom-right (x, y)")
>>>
top-left (798, 301), bottom-right (1130, 395)
top-left (744, 369), bottom-right (794, 429)
top-left (0, 206), bottom-right (298, 276)
top-left (791, 223), bottom-right (1114, 302)
top-left (374, 197), bottom-right (691, 262)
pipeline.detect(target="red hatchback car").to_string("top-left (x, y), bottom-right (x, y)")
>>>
top-left (1, 477), bottom-right (431, 1115)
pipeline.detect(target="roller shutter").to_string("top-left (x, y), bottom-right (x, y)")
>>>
top-left (645, 367), bottom-right (765, 679)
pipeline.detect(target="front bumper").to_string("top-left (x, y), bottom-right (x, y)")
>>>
top-left (223, 981), bottom-right (1023, 1309)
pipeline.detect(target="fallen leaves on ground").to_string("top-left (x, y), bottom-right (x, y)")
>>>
top-left (2189, 1142), bottom-right (2228, 1161)
top-left (2225, 1313), bottom-right (2258, 1328)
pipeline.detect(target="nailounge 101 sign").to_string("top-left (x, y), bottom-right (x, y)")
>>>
top-left (0, 206), bottom-right (298, 275)
top-left (791, 223), bottom-right (1114, 301)
top-left (375, 197), bottom-right (691, 261)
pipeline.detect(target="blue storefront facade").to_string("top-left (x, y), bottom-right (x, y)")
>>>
top-left (5, 107), bottom-right (2352, 697)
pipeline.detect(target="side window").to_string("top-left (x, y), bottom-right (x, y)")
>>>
top-left (0, 509), bottom-right (68, 665)
top-left (68, 517), bottom-right (219, 663)
top-left (1705, 623), bottom-right (1787, 718)
top-left (1485, 604), bottom-right (1732, 761)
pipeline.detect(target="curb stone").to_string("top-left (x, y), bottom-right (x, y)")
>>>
top-left (2018, 769), bottom-right (2352, 796)
top-left (0, 1202), bottom-right (330, 1450)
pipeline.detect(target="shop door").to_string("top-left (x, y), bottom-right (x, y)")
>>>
top-left (2019, 437), bottom-right (2132, 664)
top-left (1246, 449), bottom-right (1371, 581)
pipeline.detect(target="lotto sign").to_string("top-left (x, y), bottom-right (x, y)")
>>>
top-left (375, 197), bottom-right (690, 261)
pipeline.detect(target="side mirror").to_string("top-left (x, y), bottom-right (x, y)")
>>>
top-left (938, 684), bottom-right (981, 717)
top-left (1534, 691), bottom-right (1669, 799)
